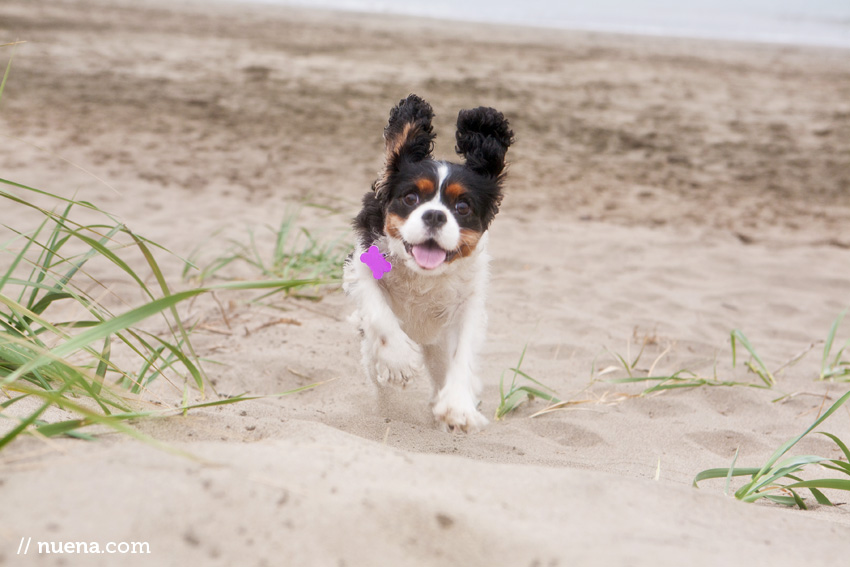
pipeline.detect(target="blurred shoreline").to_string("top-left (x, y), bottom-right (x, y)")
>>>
top-left (228, 0), bottom-right (850, 49)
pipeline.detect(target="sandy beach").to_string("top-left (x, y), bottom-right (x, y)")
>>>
top-left (2, 0), bottom-right (850, 565)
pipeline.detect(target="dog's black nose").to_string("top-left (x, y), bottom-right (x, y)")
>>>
top-left (422, 209), bottom-right (447, 229)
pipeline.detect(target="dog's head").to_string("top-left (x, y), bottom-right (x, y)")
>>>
top-left (373, 94), bottom-right (514, 274)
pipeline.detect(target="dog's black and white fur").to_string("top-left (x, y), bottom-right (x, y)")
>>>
top-left (343, 94), bottom-right (513, 432)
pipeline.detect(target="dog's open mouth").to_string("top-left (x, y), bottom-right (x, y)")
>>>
top-left (404, 239), bottom-right (457, 270)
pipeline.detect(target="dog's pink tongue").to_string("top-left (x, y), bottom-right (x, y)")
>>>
top-left (411, 244), bottom-right (447, 270)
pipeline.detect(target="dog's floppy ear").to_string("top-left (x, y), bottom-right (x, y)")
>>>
top-left (455, 107), bottom-right (514, 180)
top-left (375, 94), bottom-right (435, 198)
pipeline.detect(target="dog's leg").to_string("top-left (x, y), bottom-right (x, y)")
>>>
top-left (430, 288), bottom-right (489, 433)
top-left (344, 256), bottom-right (422, 387)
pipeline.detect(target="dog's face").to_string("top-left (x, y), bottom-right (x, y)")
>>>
top-left (383, 160), bottom-right (500, 271)
top-left (373, 95), bottom-right (513, 274)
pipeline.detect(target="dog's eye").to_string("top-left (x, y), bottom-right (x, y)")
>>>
top-left (456, 200), bottom-right (471, 216)
top-left (402, 192), bottom-right (419, 207)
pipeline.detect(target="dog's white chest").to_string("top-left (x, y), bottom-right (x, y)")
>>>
top-left (380, 266), bottom-right (474, 345)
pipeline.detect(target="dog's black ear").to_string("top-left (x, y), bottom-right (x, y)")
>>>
top-left (380, 93), bottom-right (435, 173)
top-left (375, 94), bottom-right (435, 199)
top-left (455, 107), bottom-right (514, 179)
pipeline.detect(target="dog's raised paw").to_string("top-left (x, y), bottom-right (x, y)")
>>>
top-left (375, 360), bottom-right (417, 388)
top-left (371, 332), bottom-right (422, 388)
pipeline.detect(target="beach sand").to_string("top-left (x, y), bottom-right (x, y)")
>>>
top-left (1, 0), bottom-right (850, 565)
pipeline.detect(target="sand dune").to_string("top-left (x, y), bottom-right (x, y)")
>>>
top-left (1, 1), bottom-right (850, 565)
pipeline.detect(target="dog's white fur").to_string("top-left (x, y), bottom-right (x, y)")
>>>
top-left (343, 200), bottom-right (491, 432)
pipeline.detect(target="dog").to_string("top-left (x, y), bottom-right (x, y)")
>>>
top-left (343, 94), bottom-right (513, 432)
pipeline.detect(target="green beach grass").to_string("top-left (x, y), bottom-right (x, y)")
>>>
top-left (694, 389), bottom-right (850, 509)
top-left (0, 178), bottom-right (333, 452)
top-left (494, 343), bottom-right (561, 420)
top-left (820, 309), bottom-right (850, 381)
top-left (0, 46), bottom-right (341, 451)
top-left (497, 323), bottom-right (850, 509)
top-left (183, 207), bottom-right (350, 288)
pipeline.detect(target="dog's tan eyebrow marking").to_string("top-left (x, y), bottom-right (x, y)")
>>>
top-left (446, 182), bottom-right (465, 200)
top-left (415, 178), bottom-right (435, 195)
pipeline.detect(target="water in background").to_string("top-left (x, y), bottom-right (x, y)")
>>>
top-left (232, 0), bottom-right (850, 48)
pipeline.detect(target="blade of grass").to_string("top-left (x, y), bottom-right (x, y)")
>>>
top-left (508, 366), bottom-right (560, 396)
top-left (726, 448), bottom-right (740, 496)
top-left (693, 467), bottom-right (761, 487)
top-left (819, 431), bottom-right (850, 463)
top-left (820, 309), bottom-right (848, 379)
top-left (0, 398), bottom-right (56, 451)
top-left (731, 329), bottom-right (775, 386)
top-left (0, 41), bottom-right (19, 104)
top-left (751, 390), bottom-right (850, 481)
top-left (92, 337), bottom-right (110, 398)
top-left (697, 389), bottom-right (850, 509)
top-left (2, 279), bottom-right (321, 387)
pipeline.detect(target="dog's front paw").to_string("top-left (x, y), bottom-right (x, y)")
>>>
top-left (370, 332), bottom-right (423, 388)
top-left (432, 386), bottom-right (488, 433)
